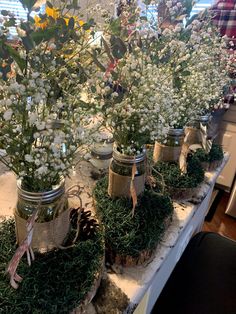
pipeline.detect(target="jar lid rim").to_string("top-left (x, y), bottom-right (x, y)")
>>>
top-left (168, 128), bottom-right (185, 136)
top-left (17, 177), bottom-right (65, 203)
top-left (197, 114), bottom-right (210, 122)
top-left (113, 144), bottom-right (146, 164)
top-left (91, 149), bottom-right (113, 160)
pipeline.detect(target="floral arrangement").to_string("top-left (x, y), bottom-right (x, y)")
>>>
top-left (182, 13), bottom-right (231, 117)
top-left (87, 47), bottom-right (174, 154)
top-left (0, 0), bottom-right (230, 183)
top-left (86, 0), bottom-right (187, 154)
top-left (85, 0), bottom-right (230, 150)
top-left (0, 0), bottom-right (97, 192)
top-left (147, 3), bottom-right (230, 131)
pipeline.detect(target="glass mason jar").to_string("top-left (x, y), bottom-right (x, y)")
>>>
top-left (90, 136), bottom-right (114, 170)
top-left (16, 178), bottom-right (67, 222)
top-left (108, 144), bottom-right (146, 198)
top-left (15, 178), bottom-right (69, 251)
top-left (165, 128), bottom-right (185, 147)
top-left (154, 128), bottom-right (184, 163)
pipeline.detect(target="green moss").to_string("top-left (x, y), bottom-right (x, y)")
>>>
top-left (187, 153), bottom-right (205, 184)
top-left (153, 153), bottom-right (205, 189)
top-left (208, 144), bottom-right (224, 162)
top-left (194, 144), bottom-right (224, 163)
top-left (193, 148), bottom-right (209, 163)
top-left (0, 219), bottom-right (104, 314)
top-left (93, 177), bottom-right (173, 258)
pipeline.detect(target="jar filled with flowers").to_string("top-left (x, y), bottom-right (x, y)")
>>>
top-left (87, 43), bottom-right (173, 197)
top-left (0, 0), bottom-right (96, 251)
top-left (86, 0), bottom-right (198, 197)
top-left (149, 7), bottom-right (230, 162)
top-left (183, 13), bottom-right (230, 150)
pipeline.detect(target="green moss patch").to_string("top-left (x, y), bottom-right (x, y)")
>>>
top-left (93, 177), bottom-right (173, 258)
top-left (153, 153), bottom-right (205, 189)
top-left (0, 217), bottom-right (104, 314)
top-left (194, 144), bottom-right (224, 163)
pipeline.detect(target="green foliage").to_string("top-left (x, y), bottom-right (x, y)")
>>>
top-left (3, 17), bottom-right (17, 28)
top-left (19, 0), bottom-right (37, 13)
top-left (1, 10), bottom-right (10, 16)
top-left (46, 1), bottom-right (54, 9)
top-left (109, 18), bottom-right (122, 35)
top-left (110, 35), bottom-right (127, 60)
top-left (3, 43), bottom-right (26, 73)
top-left (68, 17), bottom-right (75, 30)
top-left (82, 18), bottom-right (95, 31)
top-left (182, 0), bottom-right (196, 19)
top-left (194, 144), bottom-right (224, 163)
top-left (0, 2), bottom-right (94, 79)
top-left (0, 219), bottom-right (104, 314)
top-left (154, 153), bottom-right (205, 189)
top-left (187, 152), bottom-right (205, 184)
top-left (208, 144), bottom-right (224, 162)
top-left (192, 147), bottom-right (209, 162)
top-left (30, 26), bottom-right (57, 45)
top-left (143, 0), bottom-right (152, 5)
top-left (93, 177), bottom-right (173, 257)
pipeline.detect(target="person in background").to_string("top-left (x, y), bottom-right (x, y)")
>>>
top-left (211, 0), bottom-right (236, 45)
top-left (211, 0), bottom-right (236, 97)
top-left (210, 0), bottom-right (236, 94)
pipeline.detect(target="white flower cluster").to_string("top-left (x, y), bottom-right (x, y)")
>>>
top-left (148, 11), bottom-right (231, 131)
top-left (183, 17), bottom-right (231, 116)
top-left (0, 0), bottom-right (231, 176)
top-left (0, 5), bottom-right (98, 191)
top-left (86, 47), bottom-right (175, 153)
top-left (0, 71), bottom-right (85, 191)
top-left (84, 1), bottom-right (231, 152)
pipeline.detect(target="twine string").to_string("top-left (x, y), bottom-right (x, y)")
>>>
top-left (130, 162), bottom-right (138, 217)
top-left (150, 166), bottom-right (166, 195)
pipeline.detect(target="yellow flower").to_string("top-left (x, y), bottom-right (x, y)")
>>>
top-left (34, 6), bottom-right (59, 29)
top-left (45, 7), bottom-right (59, 20)
top-left (63, 17), bottom-right (70, 26)
top-left (34, 15), bottom-right (48, 29)
top-left (64, 16), bottom-right (85, 27)
top-left (78, 20), bottom-right (85, 26)
top-left (34, 6), bottom-right (84, 30)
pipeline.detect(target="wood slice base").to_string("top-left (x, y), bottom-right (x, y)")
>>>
top-left (106, 215), bottom-right (172, 267)
top-left (167, 186), bottom-right (200, 201)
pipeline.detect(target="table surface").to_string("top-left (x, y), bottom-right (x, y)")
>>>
top-left (107, 155), bottom-right (228, 311)
top-left (0, 154), bottom-right (228, 313)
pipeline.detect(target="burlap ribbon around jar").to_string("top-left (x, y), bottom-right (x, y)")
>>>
top-left (14, 209), bottom-right (70, 253)
top-left (14, 185), bottom-right (82, 253)
top-left (108, 168), bottom-right (145, 198)
top-left (153, 142), bottom-right (182, 163)
top-left (184, 127), bottom-right (201, 146)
